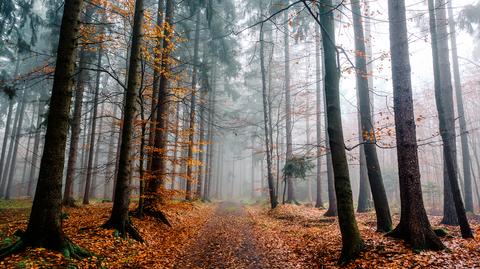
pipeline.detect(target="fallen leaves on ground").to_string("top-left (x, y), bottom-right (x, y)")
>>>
top-left (0, 201), bottom-right (215, 268)
top-left (246, 203), bottom-right (480, 268)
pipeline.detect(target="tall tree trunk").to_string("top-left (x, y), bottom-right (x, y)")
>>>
top-left (91, 103), bottom-right (105, 199)
top-left (448, 0), bottom-right (473, 213)
top-left (4, 89), bottom-right (27, 199)
top-left (103, 0), bottom-right (145, 241)
top-left (317, 1), bottom-right (364, 261)
top-left (145, 0), bottom-right (174, 209)
top-left (83, 43), bottom-right (103, 205)
top-left (429, 0), bottom-right (473, 238)
top-left (21, 102), bottom-right (35, 195)
top-left (283, 1), bottom-right (296, 204)
top-left (357, 0), bottom-right (373, 213)
top-left (351, 0), bottom-right (392, 232)
top-left (324, 79), bottom-right (337, 217)
top-left (104, 103), bottom-right (119, 201)
top-left (260, 23), bottom-right (278, 209)
top-left (146, 0), bottom-right (164, 174)
top-left (171, 101), bottom-right (181, 190)
top-left (185, 11), bottom-right (201, 201)
top-left (27, 100), bottom-right (44, 197)
top-left (0, 97), bottom-right (14, 193)
top-left (0, 0), bottom-right (93, 258)
top-left (386, 0), bottom-right (445, 250)
top-left (314, 22), bottom-right (323, 208)
top-left (63, 6), bottom-right (95, 206)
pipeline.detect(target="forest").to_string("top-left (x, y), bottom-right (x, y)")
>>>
top-left (0, 0), bottom-right (480, 268)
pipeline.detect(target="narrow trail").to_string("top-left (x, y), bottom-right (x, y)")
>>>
top-left (174, 202), bottom-right (269, 269)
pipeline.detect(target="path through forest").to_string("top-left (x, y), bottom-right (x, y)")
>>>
top-left (174, 202), bottom-right (269, 268)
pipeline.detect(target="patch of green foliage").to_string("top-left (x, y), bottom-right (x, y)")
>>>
top-left (282, 156), bottom-right (315, 180)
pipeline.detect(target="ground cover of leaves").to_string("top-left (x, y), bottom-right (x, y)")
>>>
top-left (0, 201), bottom-right (215, 268)
top-left (246, 203), bottom-right (480, 268)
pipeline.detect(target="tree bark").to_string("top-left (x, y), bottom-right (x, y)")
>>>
top-left (186, 11), bottom-right (201, 201)
top-left (386, 0), bottom-right (445, 251)
top-left (27, 99), bottom-right (44, 197)
top-left (63, 6), bottom-right (95, 206)
top-left (314, 22), bottom-right (324, 208)
top-left (351, 0), bottom-right (392, 232)
top-left (260, 22), bottom-right (278, 209)
top-left (283, 1), bottom-right (296, 204)
top-left (0, 0), bottom-right (93, 258)
top-left (82, 42), bottom-right (103, 205)
top-left (0, 97), bottom-right (14, 193)
top-left (4, 89), bottom-right (27, 199)
top-left (429, 0), bottom-right (473, 237)
top-left (103, 0), bottom-right (145, 241)
top-left (145, 0), bottom-right (174, 209)
top-left (448, 0), bottom-right (473, 213)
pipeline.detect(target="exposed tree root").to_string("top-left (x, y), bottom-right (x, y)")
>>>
top-left (386, 224), bottom-right (445, 252)
top-left (102, 218), bottom-right (145, 243)
top-left (324, 209), bottom-right (337, 217)
top-left (0, 231), bottom-right (93, 260)
top-left (338, 240), bottom-right (364, 266)
top-left (142, 208), bottom-right (172, 227)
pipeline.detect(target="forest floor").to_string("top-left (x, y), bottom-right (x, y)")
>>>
top-left (1, 200), bottom-right (480, 268)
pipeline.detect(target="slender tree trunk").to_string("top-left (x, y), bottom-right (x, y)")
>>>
top-left (448, 0), bottom-right (473, 213)
top-left (351, 0), bottom-right (392, 232)
top-left (145, 0), bottom-right (174, 209)
top-left (357, 0), bottom-right (373, 213)
top-left (0, 98), bottom-right (14, 193)
top-left (260, 23), bottom-right (278, 209)
top-left (314, 23), bottom-right (324, 208)
top-left (146, 0), bottom-right (164, 174)
top-left (62, 6), bottom-right (95, 206)
top-left (91, 103), bottom-right (104, 199)
top-left (324, 82), bottom-right (337, 217)
top-left (171, 101), bottom-right (181, 190)
top-left (21, 102), bottom-right (35, 195)
top-left (104, 103), bottom-right (119, 201)
top-left (185, 11), bottom-right (201, 201)
top-left (317, 1), bottom-right (363, 261)
top-left (27, 100), bottom-right (44, 197)
top-left (103, 0), bottom-right (145, 241)
top-left (83, 43), bottom-right (103, 205)
top-left (283, 2), bottom-right (296, 203)
top-left (4, 89), bottom-right (28, 199)
top-left (386, 0), bottom-right (445, 250)
top-left (429, 0), bottom-right (472, 237)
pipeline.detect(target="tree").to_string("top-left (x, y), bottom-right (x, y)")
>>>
top-left (428, 0), bottom-right (473, 238)
top-left (303, 0), bottom-right (363, 262)
top-left (260, 22), bottom-right (278, 209)
top-left (314, 22), bottom-right (323, 209)
top-left (448, 0), bottom-right (473, 213)
top-left (63, 5), bottom-right (95, 206)
top-left (350, 0), bottom-right (392, 232)
top-left (102, 0), bottom-right (145, 241)
top-left (0, 0), bottom-right (92, 258)
top-left (386, 0), bottom-right (445, 250)
top-left (185, 10), bottom-right (202, 201)
top-left (283, 0), bottom-right (297, 204)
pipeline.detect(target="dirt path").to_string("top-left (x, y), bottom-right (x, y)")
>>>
top-left (174, 202), bottom-right (269, 269)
